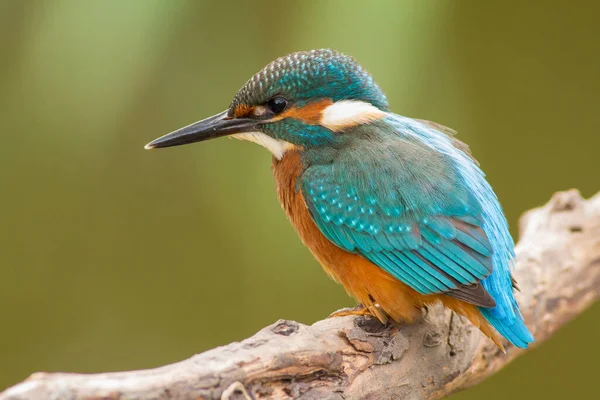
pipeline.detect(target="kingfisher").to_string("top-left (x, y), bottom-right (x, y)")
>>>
top-left (145, 49), bottom-right (534, 350)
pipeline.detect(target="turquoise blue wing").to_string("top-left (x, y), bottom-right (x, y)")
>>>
top-left (301, 163), bottom-right (496, 307)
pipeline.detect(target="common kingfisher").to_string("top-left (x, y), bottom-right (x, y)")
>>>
top-left (146, 49), bottom-right (534, 350)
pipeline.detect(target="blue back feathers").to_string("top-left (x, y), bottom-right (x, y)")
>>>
top-left (300, 116), bottom-right (534, 348)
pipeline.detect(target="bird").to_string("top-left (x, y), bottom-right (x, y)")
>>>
top-left (145, 49), bottom-right (534, 350)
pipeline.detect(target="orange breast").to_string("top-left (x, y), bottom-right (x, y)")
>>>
top-left (272, 150), bottom-right (502, 347)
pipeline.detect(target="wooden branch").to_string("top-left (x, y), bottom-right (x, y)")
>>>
top-left (2, 189), bottom-right (599, 400)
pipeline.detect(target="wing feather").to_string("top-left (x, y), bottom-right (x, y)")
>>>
top-left (302, 159), bottom-right (497, 308)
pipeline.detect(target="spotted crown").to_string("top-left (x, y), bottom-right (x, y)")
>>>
top-left (230, 49), bottom-right (389, 111)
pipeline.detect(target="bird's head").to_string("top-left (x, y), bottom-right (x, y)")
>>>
top-left (145, 49), bottom-right (389, 158)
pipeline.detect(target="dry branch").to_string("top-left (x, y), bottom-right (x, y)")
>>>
top-left (2, 189), bottom-right (599, 400)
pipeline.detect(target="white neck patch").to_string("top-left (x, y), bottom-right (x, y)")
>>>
top-left (232, 132), bottom-right (295, 160)
top-left (320, 100), bottom-right (386, 132)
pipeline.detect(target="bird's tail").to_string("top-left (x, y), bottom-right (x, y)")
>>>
top-left (478, 306), bottom-right (534, 349)
top-left (443, 295), bottom-right (534, 350)
top-left (441, 297), bottom-right (503, 351)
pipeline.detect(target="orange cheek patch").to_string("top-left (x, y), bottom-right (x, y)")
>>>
top-left (233, 104), bottom-right (254, 118)
top-left (274, 99), bottom-right (334, 124)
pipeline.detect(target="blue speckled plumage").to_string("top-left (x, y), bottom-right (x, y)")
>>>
top-left (300, 115), bottom-right (533, 348)
top-left (232, 49), bottom-right (389, 112)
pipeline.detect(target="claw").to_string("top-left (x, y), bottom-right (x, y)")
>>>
top-left (329, 304), bottom-right (372, 318)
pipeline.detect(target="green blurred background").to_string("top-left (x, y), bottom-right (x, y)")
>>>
top-left (1, 1), bottom-right (598, 398)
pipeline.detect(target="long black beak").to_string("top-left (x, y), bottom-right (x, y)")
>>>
top-left (144, 110), bottom-right (259, 150)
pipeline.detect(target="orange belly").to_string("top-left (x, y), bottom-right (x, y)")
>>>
top-left (272, 150), bottom-right (502, 348)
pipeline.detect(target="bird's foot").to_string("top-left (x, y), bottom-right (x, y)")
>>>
top-left (329, 304), bottom-right (374, 319)
top-left (329, 304), bottom-right (391, 333)
top-left (422, 304), bottom-right (430, 319)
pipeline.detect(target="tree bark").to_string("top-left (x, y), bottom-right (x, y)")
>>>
top-left (2, 189), bottom-right (599, 400)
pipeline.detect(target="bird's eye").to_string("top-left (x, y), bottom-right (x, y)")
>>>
top-left (266, 97), bottom-right (288, 114)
